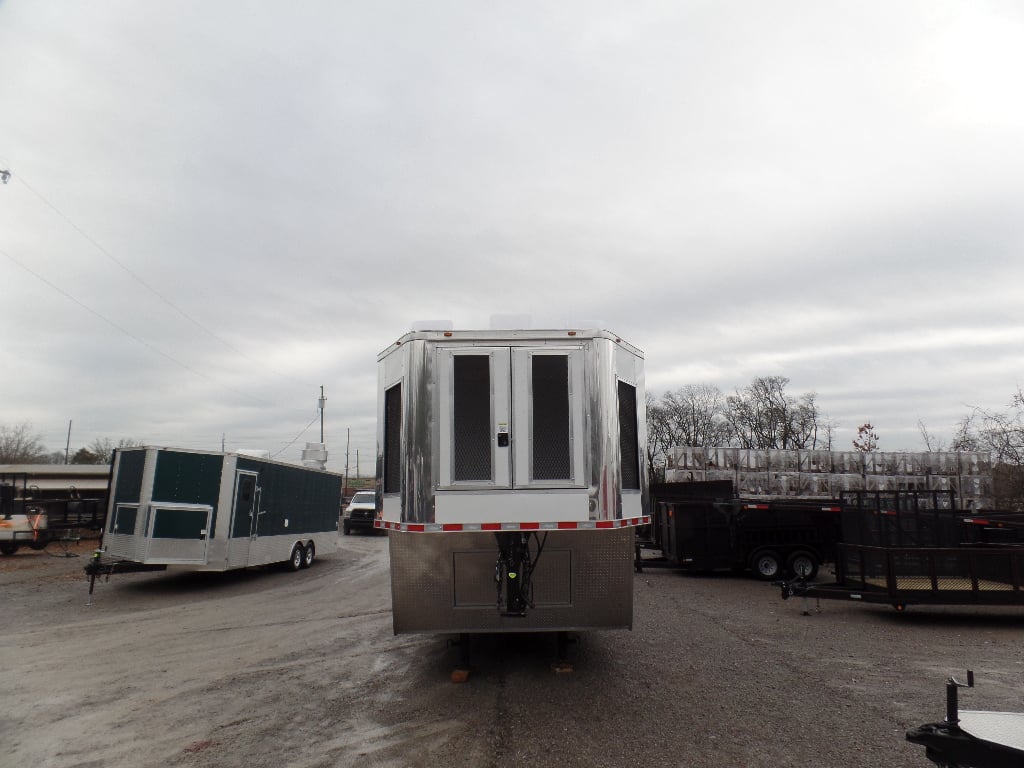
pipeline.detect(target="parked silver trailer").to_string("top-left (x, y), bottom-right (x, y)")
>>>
top-left (375, 329), bottom-right (650, 635)
top-left (96, 447), bottom-right (342, 574)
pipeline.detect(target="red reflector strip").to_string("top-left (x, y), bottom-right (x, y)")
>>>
top-left (743, 504), bottom-right (770, 510)
top-left (375, 516), bottom-right (651, 533)
top-left (963, 518), bottom-right (989, 525)
top-left (821, 506), bottom-right (841, 512)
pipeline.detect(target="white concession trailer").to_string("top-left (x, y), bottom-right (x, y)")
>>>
top-left (375, 329), bottom-right (650, 636)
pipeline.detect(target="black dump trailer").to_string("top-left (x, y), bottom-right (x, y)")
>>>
top-left (782, 490), bottom-right (1024, 610)
top-left (645, 481), bottom-right (842, 580)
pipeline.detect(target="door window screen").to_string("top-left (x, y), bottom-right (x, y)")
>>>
top-left (618, 380), bottom-right (640, 490)
top-left (532, 355), bottom-right (571, 480)
top-left (453, 355), bottom-right (492, 481)
top-left (383, 383), bottom-right (402, 493)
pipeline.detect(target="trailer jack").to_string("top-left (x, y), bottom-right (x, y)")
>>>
top-left (494, 532), bottom-right (546, 617)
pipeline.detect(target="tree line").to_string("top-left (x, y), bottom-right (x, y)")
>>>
top-left (647, 376), bottom-right (1024, 477)
top-left (0, 422), bottom-right (141, 464)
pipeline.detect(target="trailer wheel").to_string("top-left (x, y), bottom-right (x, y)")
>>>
top-left (343, 520), bottom-right (351, 535)
top-left (750, 549), bottom-right (782, 580)
top-left (0, 542), bottom-right (17, 556)
top-left (302, 542), bottom-right (315, 568)
top-left (289, 544), bottom-right (305, 572)
top-left (787, 551), bottom-right (819, 581)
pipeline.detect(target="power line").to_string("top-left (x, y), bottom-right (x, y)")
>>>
top-left (13, 172), bottom-right (268, 368)
top-left (271, 415), bottom-right (319, 458)
top-left (0, 246), bottom-right (272, 406)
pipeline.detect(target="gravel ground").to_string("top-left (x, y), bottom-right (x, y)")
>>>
top-left (1, 533), bottom-right (1022, 768)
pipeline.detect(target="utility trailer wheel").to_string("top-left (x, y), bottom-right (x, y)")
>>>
top-left (751, 549), bottom-right (783, 580)
top-left (289, 544), bottom-right (305, 572)
top-left (302, 542), bottom-right (315, 568)
top-left (787, 550), bottom-right (819, 581)
top-left (0, 542), bottom-right (18, 556)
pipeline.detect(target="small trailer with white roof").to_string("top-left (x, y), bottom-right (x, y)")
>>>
top-left (87, 447), bottom-right (341, 588)
top-left (375, 328), bottom-right (650, 644)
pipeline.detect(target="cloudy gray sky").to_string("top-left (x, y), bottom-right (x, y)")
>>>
top-left (2, 1), bottom-right (1023, 471)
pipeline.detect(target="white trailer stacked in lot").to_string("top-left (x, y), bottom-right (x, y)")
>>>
top-left (375, 328), bottom-right (650, 636)
top-left (96, 447), bottom-right (342, 575)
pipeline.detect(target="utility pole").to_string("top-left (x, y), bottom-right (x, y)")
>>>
top-left (64, 420), bottom-right (72, 464)
top-left (319, 386), bottom-right (326, 443)
top-left (344, 428), bottom-right (350, 496)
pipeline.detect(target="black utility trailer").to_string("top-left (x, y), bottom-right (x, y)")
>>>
top-left (782, 491), bottom-right (1024, 610)
top-left (644, 481), bottom-right (842, 580)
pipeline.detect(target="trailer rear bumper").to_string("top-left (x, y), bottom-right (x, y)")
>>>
top-left (388, 527), bottom-right (636, 634)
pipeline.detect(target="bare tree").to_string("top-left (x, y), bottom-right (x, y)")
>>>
top-left (852, 422), bottom-right (880, 453)
top-left (0, 422), bottom-right (49, 463)
top-left (917, 420), bottom-right (946, 452)
top-left (660, 384), bottom-right (731, 447)
top-left (955, 389), bottom-right (1024, 511)
top-left (645, 393), bottom-right (674, 483)
top-left (723, 376), bottom-right (824, 449)
top-left (87, 437), bottom-right (143, 464)
top-left (956, 390), bottom-right (1024, 464)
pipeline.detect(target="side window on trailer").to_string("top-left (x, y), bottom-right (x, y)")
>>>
top-left (618, 380), bottom-right (640, 490)
top-left (532, 354), bottom-right (572, 481)
top-left (383, 383), bottom-right (402, 494)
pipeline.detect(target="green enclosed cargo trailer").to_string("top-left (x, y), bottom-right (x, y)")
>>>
top-left (93, 447), bottom-right (342, 575)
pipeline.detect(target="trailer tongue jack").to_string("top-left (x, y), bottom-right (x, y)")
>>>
top-left (494, 532), bottom-right (546, 617)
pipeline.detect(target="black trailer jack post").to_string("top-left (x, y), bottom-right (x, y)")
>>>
top-left (907, 671), bottom-right (1024, 768)
top-left (494, 532), bottom-right (546, 617)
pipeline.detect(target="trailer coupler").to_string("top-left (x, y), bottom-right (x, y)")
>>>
top-left (494, 532), bottom-right (545, 617)
top-left (84, 550), bottom-right (167, 604)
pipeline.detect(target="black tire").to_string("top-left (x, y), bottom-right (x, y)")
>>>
top-left (302, 541), bottom-right (315, 568)
top-left (0, 542), bottom-right (17, 556)
top-left (343, 520), bottom-right (351, 535)
top-left (28, 541), bottom-right (47, 551)
top-left (787, 550), bottom-right (818, 580)
top-left (750, 549), bottom-right (783, 580)
top-left (288, 544), bottom-right (305, 572)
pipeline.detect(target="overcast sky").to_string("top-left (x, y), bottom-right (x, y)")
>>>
top-left (2, 1), bottom-right (1023, 472)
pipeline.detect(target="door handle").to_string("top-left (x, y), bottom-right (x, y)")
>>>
top-left (497, 432), bottom-right (509, 447)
